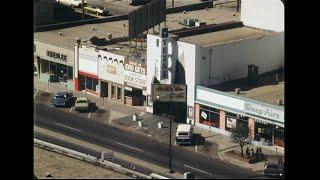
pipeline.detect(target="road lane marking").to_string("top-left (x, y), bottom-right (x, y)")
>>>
top-left (115, 142), bottom-right (144, 152)
top-left (34, 89), bottom-right (39, 98)
top-left (54, 123), bottom-right (82, 132)
top-left (70, 107), bottom-right (73, 112)
top-left (184, 164), bottom-right (212, 175)
top-left (88, 112), bottom-right (91, 119)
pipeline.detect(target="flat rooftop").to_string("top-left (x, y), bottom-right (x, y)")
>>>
top-left (179, 27), bottom-right (272, 47)
top-left (212, 70), bottom-right (284, 105)
top-left (34, 5), bottom-right (240, 49)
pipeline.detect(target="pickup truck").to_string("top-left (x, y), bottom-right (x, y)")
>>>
top-left (74, 97), bottom-right (90, 112)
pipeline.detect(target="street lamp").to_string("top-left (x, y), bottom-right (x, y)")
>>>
top-left (157, 89), bottom-right (174, 173)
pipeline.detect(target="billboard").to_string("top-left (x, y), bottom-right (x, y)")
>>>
top-left (124, 58), bottom-right (147, 90)
top-left (129, 0), bottom-right (166, 38)
top-left (152, 84), bottom-right (187, 102)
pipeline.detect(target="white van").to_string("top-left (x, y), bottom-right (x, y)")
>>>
top-left (175, 124), bottom-right (193, 145)
top-left (56, 0), bottom-right (87, 8)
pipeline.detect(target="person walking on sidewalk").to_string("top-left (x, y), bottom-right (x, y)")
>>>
top-left (246, 147), bottom-right (250, 157)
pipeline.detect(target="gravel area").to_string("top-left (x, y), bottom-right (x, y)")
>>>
top-left (34, 146), bottom-right (133, 179)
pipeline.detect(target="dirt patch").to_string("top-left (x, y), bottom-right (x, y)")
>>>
top-left (34, 146), bottom-right (133, 179)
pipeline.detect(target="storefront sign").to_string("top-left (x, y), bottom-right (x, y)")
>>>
top-left (46, 50), bottom-right (67, 62)
top-left (152, 84), bottom-right (187, 102)
top-left (107, 65), bottom-right (116, 74)
top-left (124, 59), bottom-right (147, 89)
top-left (201, 111), bottom-right (207, 120)
top-left (227, 117), bottom-right (237, 128)
top-left (244, 102), bottom-right (282, 121)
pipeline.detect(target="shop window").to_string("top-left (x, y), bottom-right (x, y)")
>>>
top-left (92, 78), bottom-right (98, 91)
top-left (67, 66), bottom-right (73, 80)
top-left (254, 122), bottom-right (273, 143)
top-left (117, 86), bottom-right (121, 100)
top-left (79, 75), bottom-right (86, 91)
top-left (50, 62), bottom-right (58, 75)
top-left (40, 59), bottom-right (50, 74)
top-left (274, 127), bottom-right (284, 147)
top-left (86, 77), bottom-right (92, 90)
top-left (199, 105), bottom-right (220, 128)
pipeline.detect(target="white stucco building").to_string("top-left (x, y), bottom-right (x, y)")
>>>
top-left (146, 0), bottom-right (284, 130)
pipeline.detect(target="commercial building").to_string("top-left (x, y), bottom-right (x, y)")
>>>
top-left (34, 40), bottom-right (75, 90)
top-left (146, 0), bottom-right (284, 146)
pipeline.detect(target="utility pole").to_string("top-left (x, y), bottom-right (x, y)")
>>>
top-left (169, 87), bottom-right (174, 173)
top-left (82, 0), bottom-right (84, 20)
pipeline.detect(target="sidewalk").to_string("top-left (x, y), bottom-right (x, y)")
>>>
top-left (34, 77), bottom-right (284, 173)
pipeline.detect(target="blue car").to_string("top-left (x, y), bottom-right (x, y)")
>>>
top-left (51, 92), bottom-right (73, 107)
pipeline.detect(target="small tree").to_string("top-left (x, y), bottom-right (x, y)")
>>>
top-left (230, 124), bottom-right (249, 156)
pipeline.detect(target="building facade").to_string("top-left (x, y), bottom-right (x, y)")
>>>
top-left (34, 40), bottom-right (75, 90)
top-left (194, 86), bottom-right (284, 147)
top-left (146, 30), bottom-right (284, 125)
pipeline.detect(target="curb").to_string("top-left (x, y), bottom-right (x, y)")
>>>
top-left (218, 152), bottom-right (264, 172)
top-left (34, 138), bottom-right (165, 179)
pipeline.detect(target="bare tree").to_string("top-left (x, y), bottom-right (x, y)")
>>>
top-left (230, 124), bottom-right (249, 156)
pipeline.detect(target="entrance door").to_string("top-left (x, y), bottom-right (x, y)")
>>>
top-left (111, 85), bottom-right (116, 99)
top-left (117, 86), bottom-right (121, 100)
top-left (100, 81), bottom-right (108, 97)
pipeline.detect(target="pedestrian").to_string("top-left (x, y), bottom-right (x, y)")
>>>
top-left (255, 147), bottom-right (259, 159)
top-left (246, 147), bottom-right (250, 156)
top-left (250, 148), bottom-right (254, 157)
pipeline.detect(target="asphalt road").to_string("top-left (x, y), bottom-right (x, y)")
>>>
top-left (34, 102), bottom-right (269, 179)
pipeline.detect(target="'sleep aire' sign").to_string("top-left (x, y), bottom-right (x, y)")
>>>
top-left (244, 102), bottom-right (284, 122)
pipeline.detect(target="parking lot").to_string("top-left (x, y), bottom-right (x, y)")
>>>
top-left (34, 89), bottom-right (109, 123)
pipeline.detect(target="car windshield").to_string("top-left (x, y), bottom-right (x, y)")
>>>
top-left (267, 165), bottom-right (280, 169)
top-left (77, 100), bottom-right (87, 103)
top-left (178, 132), bottom-right (189, 136)
top-left (54, 95), bottom-right (66, 99)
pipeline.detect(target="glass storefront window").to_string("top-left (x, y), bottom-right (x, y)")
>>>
top-left (92, 78), bottom-right (98, 91)
top-left (254, 122), bottom-right (273, 143)
top-left (40, 59), bottom-right (50, 74)
top-left (199, 105), bottom-right (220, 128)
top-left (68, 66), bottom-right (73, 80)
top-left (86, 77), bottom-right (92, 90)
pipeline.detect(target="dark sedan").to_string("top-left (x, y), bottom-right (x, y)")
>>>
top-left (51, 92), bottom-right (73, 107)
top-left (264, 163), bottom-right (284, 177)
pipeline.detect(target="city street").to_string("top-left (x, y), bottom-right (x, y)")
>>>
top-left (34, 96), bottom-right (271, 179)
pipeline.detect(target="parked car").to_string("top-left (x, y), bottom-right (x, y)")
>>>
top-left (51, 92), bottom-right (73, 107)
top-left (56, 0), bottom-right (87, 8)
top-left (74, 97), bottom-right (90, 112)
top-left (84, 5), bottom-right (108, 15)
top-left (264, 162), bottom-right (284, 177)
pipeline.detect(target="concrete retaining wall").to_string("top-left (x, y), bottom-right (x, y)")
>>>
top-left (35, 14), bottom-right (128, 32)
top-left (34, 138), bottom-right (166, 179)
top-left (166, 0), bottom-right (214, 14)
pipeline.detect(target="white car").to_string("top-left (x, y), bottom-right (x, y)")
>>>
top-left (56, 0), bottom-right (87, 8)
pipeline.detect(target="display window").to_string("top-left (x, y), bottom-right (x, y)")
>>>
top-left (199, 105), bottom-right (220, 128)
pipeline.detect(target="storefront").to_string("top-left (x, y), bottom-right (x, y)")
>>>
top-left (78, 46), bottom-right (99, 95)
top-left (34, 41), bottom-right (75, 90)
top-left (123, 57), bottom-right (147, 106)
top-left (195, 85), bottom-right (284, 147)
top-left (98, 50), bottom-right (125, 102)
